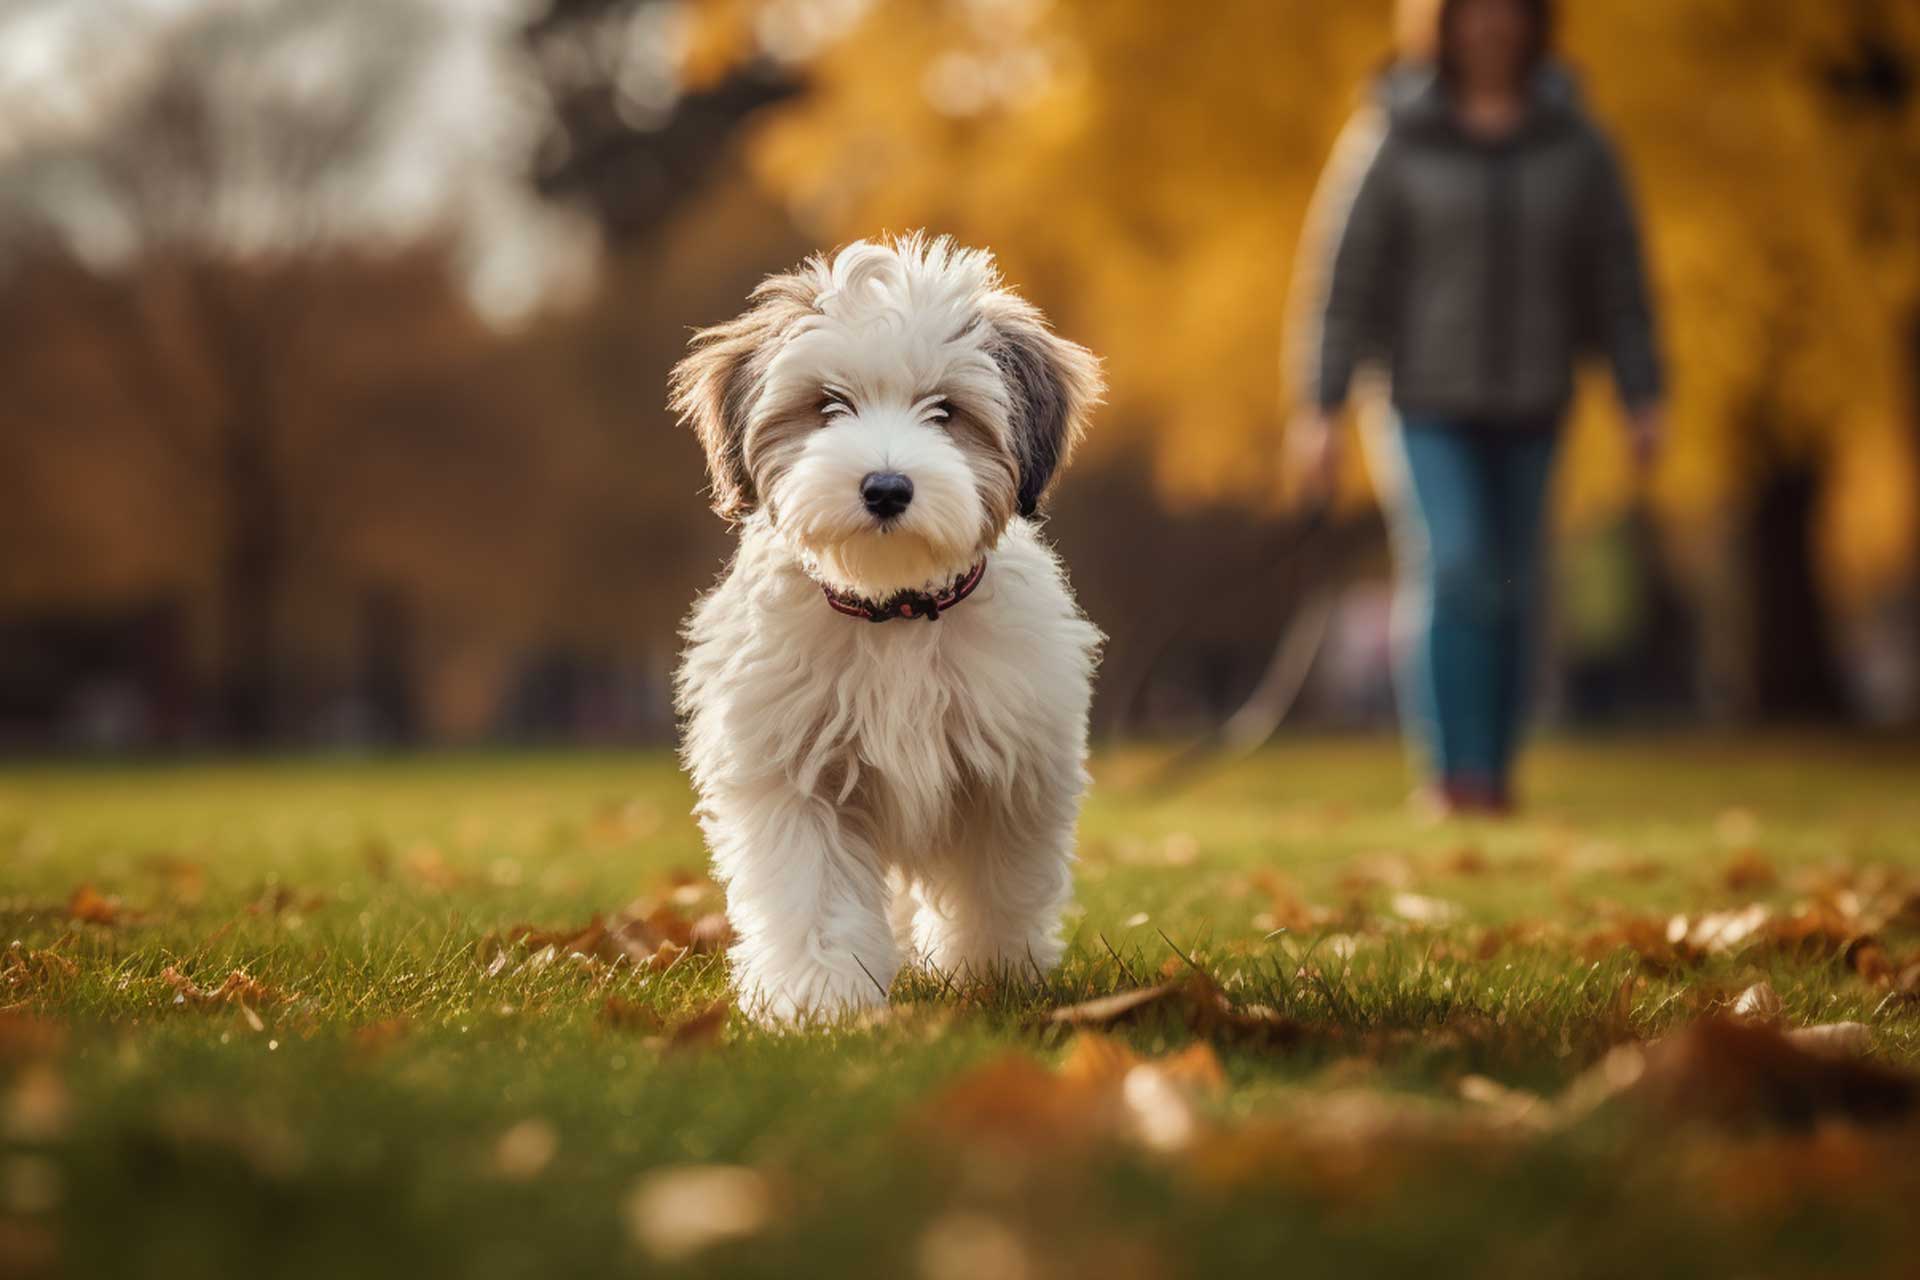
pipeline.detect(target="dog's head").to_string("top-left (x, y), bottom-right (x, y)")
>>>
top-left (670, 233), bottom-right (1102, 600)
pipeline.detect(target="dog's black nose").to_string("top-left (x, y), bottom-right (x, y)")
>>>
top-left (860, 471), bottom-right (914, 519)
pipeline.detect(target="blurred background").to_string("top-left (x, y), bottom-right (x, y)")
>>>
top-left (0, 0), bottom-right (1916, 754)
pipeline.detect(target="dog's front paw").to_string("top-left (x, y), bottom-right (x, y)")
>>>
top-left (732, 951), bottom-right (891, 1028)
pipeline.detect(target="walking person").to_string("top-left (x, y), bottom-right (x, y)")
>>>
top-left (1290, 0), bottom-right (1665, 816)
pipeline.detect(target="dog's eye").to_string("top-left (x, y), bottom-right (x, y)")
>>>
top-left (931, 399), bottom-right (955, 421)
top-left (819, 391), bottom-right (853, 420)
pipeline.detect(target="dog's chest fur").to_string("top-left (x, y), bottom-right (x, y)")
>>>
top-left (677, 517), bottom-right (1100, 858)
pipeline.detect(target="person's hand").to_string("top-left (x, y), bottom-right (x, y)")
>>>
top-left (1627, 403), bottom-right (1665, 476)
top-left (1285, 406), bottom-right (1342, 507)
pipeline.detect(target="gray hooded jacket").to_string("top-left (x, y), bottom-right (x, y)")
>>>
top-left (1297, 62), bottom-right (1663, 424)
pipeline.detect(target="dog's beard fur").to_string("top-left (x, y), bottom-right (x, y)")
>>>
top-left (766, 410), bottom-right (991, 599)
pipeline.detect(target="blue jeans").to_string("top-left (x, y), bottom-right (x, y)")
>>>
top-left (1389, 415), bottom-right (1560, 791)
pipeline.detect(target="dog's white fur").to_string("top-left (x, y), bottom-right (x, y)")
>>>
top-left (671, 234), bottom-right (1104, 1023)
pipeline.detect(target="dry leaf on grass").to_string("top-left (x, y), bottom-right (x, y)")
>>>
top-left (162, 967), bottom-right (286, 1030)
top-left (625, 1165), bottom-right (775, 1262)
top-left (2, 941), bottom-right (79, 996)
top-left (1336, 853), bottom-right (1417, 895)
top-left (402, 844), bottom-right (463, 891)
top-left (480, 906), bottom-right (735, 979)
top-left (141, 855), bottom-right (207, 907)
top-left (1731, 981), bottom-right (1784, 1023)
top-left (915, 1033), bottom-right (1228, 1155)
top-left (1593, 1017), bottom-right (1915, 1129)
top-left (1723, 849), bottom-right (1779, 892)
top-left (667, 999), bottom-right (730, 1051)
top-left (1846, 937), bottom-right (1896, 986)
top-left (600, 997), bottom-right (665, 1033)
top-left (1782, 1021), bottom-right (1873, 1058)
top-left (1046, 975), bottom-right (1305, 1051)
top-left (1591, 895), bottom-right (1897, 978)
top-left (1247, 870), bottom-right (1342, 933)
top-left (1048, 984), bottom-right (1177, 1028)
top-left (67, 884), bottom-right (134, 926)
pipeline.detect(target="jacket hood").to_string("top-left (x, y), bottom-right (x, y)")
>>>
top-left (1376, 58), bottom-right (1585, 138)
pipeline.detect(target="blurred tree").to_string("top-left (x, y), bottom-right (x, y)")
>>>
top-left (0, 0), bottom-right (592, 740)
top-left (525, 0), bottom-right (800, 239)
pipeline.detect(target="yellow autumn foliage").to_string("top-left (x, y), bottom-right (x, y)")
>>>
top-left (715, 0), bottom-right (1919, 604)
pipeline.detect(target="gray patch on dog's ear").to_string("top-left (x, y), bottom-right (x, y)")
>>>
top-left (989, 310), bottom-right (1104, 518)
top-left (669, 273), bottom-right (817, 520)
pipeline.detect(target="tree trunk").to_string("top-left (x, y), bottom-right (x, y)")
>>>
top-left (215, 420), bottom-right (283, 742)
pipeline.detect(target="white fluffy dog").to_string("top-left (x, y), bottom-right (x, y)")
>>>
top-left (670, 233), bottom-right (1104, 1024)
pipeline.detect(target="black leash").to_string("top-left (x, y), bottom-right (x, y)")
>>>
top-left (1136, 500), bottom-right (1339, 794)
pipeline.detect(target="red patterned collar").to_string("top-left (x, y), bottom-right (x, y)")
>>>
top-left (822, 560), bottom-right (987, 623)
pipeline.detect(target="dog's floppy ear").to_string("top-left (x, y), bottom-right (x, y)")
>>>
top-left (989, 308), bottom-right (1104, 518)
top-left (669, 275), bottom-right (814, 520)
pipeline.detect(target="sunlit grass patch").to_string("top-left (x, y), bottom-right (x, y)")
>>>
top-left (3, 737), bottom-right (1920, 1278)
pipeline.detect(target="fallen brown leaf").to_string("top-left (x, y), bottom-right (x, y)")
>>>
top-left (402, 843), bottom-right (463, 891)
top-left (66, 884), bottom-right (127, 926)
top-left (162, 966), bottom-right (286, 1026)
top-left (141, 854), bottom-right (207, 907)
top-left (2, 941), bottom-right (79, 996)
top-left (1248, 870), bottom-right (1341, 933)
top-left (1783, 1021), bottom-right (1873, 1058)
top-left (1336, 853), bottom-right (1416, 896)
top-left (482, 904), bottom-right (734, 978)
top-left (600, 997), bottom-right (665, 1033)
top-left (1618, 1017), bottom-right (1914, 1129)
top-left (1892, 892), bottom-right (1920, 931)
top-left (1048, 983), bottom-right (1176, 1028)
top-left (1847, 937), bottom-right (1896, 986)
top-left (1723, 849), bottom-right (1779, 892)
top-left (689, 912), bottom-right (736, 953)
top-left (1731, 980), bottom-right (1784, 1024)
top-left (667, 999), bottom-right (730, 1051)
top-left (1046, 975), bottom-right (1305, 1052)
top-left (916, 1034), bottom-right (1227, 1155)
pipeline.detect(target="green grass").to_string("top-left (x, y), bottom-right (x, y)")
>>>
top-left (4, 737), bottom-right (1920, 1279)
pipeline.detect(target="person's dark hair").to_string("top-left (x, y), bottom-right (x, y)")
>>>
top-left (1436, 0), bottom-right (1554, 83)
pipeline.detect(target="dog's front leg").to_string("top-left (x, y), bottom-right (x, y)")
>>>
top-left (909, 805), bottom-right (1075, 986)
top-left (705, 783), bottom-right (898, 1025)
